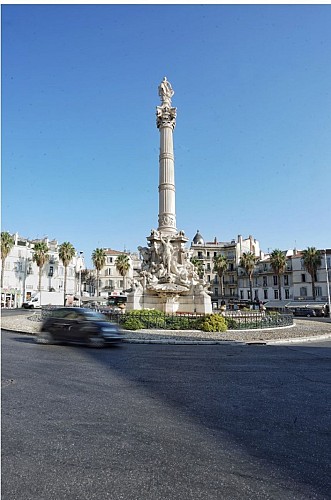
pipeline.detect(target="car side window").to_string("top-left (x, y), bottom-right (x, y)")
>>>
top-left (64, 311), bottom-right (79, 320)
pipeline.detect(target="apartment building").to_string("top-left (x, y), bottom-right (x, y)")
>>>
top-left (97, 249), bottom-right (141, 300)
top-left (1, 233), bottom-right (83, 307)
top-left (190, 231), bottom-right (263, 308)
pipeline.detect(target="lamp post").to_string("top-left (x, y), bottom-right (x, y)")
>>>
top-left (325, 250), bottom-right (331, 319)
top-left (78, 252), bottom-right (84, 307)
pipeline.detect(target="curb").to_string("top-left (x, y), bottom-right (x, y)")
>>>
top-left (3, 326), bottom-right (331, 346)
top-left (265, 333), bottom-right (331, 345)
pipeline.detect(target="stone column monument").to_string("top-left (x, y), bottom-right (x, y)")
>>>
top-left (156, 77), bottom-right (177, 235)
top-left (126, 78), bottom-right (212, 314)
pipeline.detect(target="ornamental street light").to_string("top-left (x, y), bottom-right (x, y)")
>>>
top-left (75, 252), bottom-right (84, 307)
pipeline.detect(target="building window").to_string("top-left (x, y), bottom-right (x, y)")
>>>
top-left (198, 251), bottom-right (203, 259)
top-left (229, 263), bottom-right (234, 271)
top-left (315, 286), bottom-right (322, 297)
top-left (284, 275), bottom-right (289, 286)
top-left (285, 289), bottom-right (290, 299)
top-left (273, 276), bottom-right (278, 286)
top-left (207, 275), bottom-right (210, 282)
top-left (207, 252), bottom-right (210, 258)
top-left (300, 287), bottom-right (307, 297)
top-left (214, 287), bottom-right (218, 297)
top-left (240, 290), bottom-right (244, 300)
top-left (247, 290), bottom-right (251, 300)
top-left (214, 252), bottom-right (217, 258)
top-left (274, 289), bottom-right (279, 299)
top-left (263, 276), bottom-right (267, 287)
top-left (48, 266), bottom-right (54, 277)
top-left (206, 263), bottom-right (211, 271)
top-left (254, 290), bottom-right (259, 300)
top-left (107, 257), bottom-right (113, 264)
top-left (301, 274), bottom-right (306, 282)
top-left (264, 289), bottom-right (268, 300)
top-left (230, 289), bottom-right (235, 296)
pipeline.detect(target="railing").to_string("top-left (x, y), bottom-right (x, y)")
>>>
top-left (104, 311), bottom-right (294, 331)
top-left (40, 307), bottom-right (293, 331)
top-left (223, 312), bottom-right (293, 330)
top-left (104, 311), bottom-right (204, 330)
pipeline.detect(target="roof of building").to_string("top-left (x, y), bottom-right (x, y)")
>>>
top-left (192, 230), bottom-right (205, 245)
top-left (104, 248), bottom-right (128, 256)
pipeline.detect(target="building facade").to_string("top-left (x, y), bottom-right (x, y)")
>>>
top-left (1, 233), bottom-right (83, 307)
top-left (190, 231), bottom-right (330, 310)
top-left (96, 249), bottom-right (141, 300)
top-left (190, 231), bottom-right (263, 309)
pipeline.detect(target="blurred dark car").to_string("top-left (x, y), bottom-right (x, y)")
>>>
top-left (293, 308), bottom-right (316, 317)
top-left (36, 307), bottom-right (122, 347)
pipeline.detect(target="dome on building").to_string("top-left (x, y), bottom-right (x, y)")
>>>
top-left (192, 230), bottom-right (205, 245)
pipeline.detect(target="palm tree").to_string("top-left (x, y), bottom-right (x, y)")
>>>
top-left (32, 241), bottom-right (49, 293)
top-left (91, 248), bottom-right (106, 297)
top-left (115, 253), bottom-right (130, 292)
top-left (1, 232), bottom-right (15, 290)
top-left (213, 254), bottom-right (228, 298)
top-left (191, 257), bottom-right (204, 278)
top-left (269, 249), bottom-right (287, 301)
top-left (302, 247), bottom-right (322, 300)
top-left (239, 252), bottom-right (258, 304)
top-left (59, 242), bottom-right (76, 305)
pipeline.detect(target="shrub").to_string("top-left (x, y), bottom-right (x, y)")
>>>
top-left (121, 317), bottom-right (144, 330)
top-left (165, 316), bottom-right (191, 330)
top-left (123, 309), bottom-right (166, 328)
top-left (225, 317), bottom-right (238, 330)
top-left (200, 314), bottom-right (228, 332)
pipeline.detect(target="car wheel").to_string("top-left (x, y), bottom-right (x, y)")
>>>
top-left (36, 331), bottom-right (53, 344)
top-left (88, 334), bottom-right (105, 348)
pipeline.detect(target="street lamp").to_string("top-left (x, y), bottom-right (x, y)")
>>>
top-left (77, 252), bottom-right (84, 307)
top-left (325, 250), bottom-right (331, 319)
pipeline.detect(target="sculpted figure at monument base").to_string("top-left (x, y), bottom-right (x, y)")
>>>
top-left (126, 229), bottom-right (212, 314)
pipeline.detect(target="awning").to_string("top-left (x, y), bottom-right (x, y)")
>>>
top-left (264, 300), bottom-right (291, 308)
top-left (285, 301), bottom-right (326, 310)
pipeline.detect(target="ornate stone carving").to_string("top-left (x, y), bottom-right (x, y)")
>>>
top-left (136, 231), bottom-right (201, 295)
top-left (158, 214), bottom-right (176, 228)
top-left (156, 106), bottom-right (177, 129)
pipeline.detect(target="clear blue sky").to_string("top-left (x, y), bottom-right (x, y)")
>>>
top-left (2, 4), bottom-right (331, 267)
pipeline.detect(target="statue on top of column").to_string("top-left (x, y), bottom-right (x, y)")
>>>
top-left (158, 77), bottom-right (174, 107)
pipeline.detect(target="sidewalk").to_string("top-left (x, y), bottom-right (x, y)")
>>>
top-left (2, 313), bottom-right (331, 344)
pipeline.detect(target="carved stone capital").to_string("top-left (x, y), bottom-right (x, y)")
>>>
top-left (156, 106), bottom-right (177, 129)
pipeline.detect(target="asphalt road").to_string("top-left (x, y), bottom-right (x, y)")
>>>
top-left (2, 330), bottom-right (331, 500)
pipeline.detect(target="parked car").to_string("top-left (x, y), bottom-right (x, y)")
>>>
top-left (36, 307), bottom-right (122, 347)
top-left (293, 308), bottom-right (316, 317)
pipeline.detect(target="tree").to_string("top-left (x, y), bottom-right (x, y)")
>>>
top-left (239, 252), bottom-right (258, 304)
top-left (269, 249), bottom-right (287, 301)
top-left (191, 257), bottom-right (204, 278)
top-left (1, 232), bottom-right (15, 289)
top-left (213, 254), bottom-right (228, 298)
top-left (59, 242), bottom-right (76, 305)
top-left (302, 247), bottom-right (322, 300)
top-left (32, 241), bottom-right (49, 292)
top-left (115, 254), bottom-right (130, 292)
top-left (91, 248), bottom-right (106, 297)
